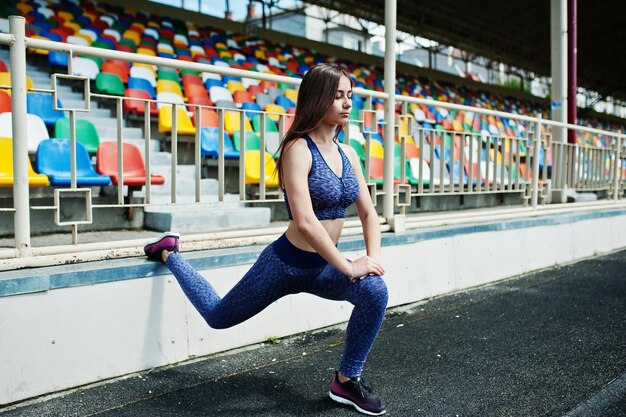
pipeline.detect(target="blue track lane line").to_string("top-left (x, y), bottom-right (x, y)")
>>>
top-left (562, 371), bottom-right (626, 417)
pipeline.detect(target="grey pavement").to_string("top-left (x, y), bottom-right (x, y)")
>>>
top-left (1, 249), bottom-right (625, 417)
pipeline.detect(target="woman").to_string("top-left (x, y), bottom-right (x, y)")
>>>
top-left (144, 64), bottom-right (388, 416)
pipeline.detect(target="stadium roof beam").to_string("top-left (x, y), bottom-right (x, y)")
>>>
top-left (303, 0), bottom-right (626, 102)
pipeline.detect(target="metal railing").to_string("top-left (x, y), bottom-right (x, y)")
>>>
top-left (0, 15), bottom-right (624, 265)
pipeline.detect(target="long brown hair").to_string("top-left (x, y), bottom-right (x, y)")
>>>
top-left (276, 64), bottom-right (354, 188)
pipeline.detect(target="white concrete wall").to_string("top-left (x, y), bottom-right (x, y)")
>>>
top-left (1, 213), bottom-right (626, 405)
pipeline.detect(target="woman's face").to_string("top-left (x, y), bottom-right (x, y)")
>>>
top-left (322, 75), bottom-right (352, 126)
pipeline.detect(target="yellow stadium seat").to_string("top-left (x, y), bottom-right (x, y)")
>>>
top-left (254, 50), bottom-right (267, 60)
top-left (58, 11), bottom-right (74, 21)
top-left (369, 140), bottom-right (385, 159)
top-left (156, 79), bottom-right (184, 97)
top-left (122, 30), bottom-right (141, 45)
top-left (27, 35), bottom-right (51, 55)
top-left (264, 104), bottom-right (286, 122)
top-left (244, 150), bottom-right (279, 187)
top-left (224, 111), bottom-right (253, 135)
top-left (158, 106), bottom-right (196, 135)
top-left (399, 117), bottom-right (410, 137)
top-left (226, 80), bottom-right (245, 95)
top-left (16, 3), bottom-right (34, 14)
top-left (63, 22), bottom-right (80, 34)
top-left (452, 120), bottom-right (464, 132)
top-left (284, 88), bottom-right (298, 103)
top-left (0, 137), bottom-right (49, 187)
top-left (0, 72), bottom-right (34, 91)
top-left (137, 47), bottom-right (156, 56)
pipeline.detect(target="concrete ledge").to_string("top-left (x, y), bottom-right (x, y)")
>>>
top-left (1, 207), bottom-right (626, 298)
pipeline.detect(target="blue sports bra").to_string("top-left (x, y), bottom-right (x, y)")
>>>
top-left (283, 135), bottom-right (360, 221)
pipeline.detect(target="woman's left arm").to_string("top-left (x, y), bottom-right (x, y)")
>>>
top-left (342, 144), bottom-right (382, 261)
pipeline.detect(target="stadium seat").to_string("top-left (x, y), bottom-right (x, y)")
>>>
top-left (129, 65), bottom-right (157, 87)
top-left (209, 86), bottom-right (233, 103)
top-left (264, 131), bottom-right (281, 156)
top-left (48, 51), bottom-right (69, 68)
top-left (156, 92), bottom-right (186, 111)
top-left (96, 142), bottom-right (164, 186)
top-left (156, 79), bottom-right (184, 98)
top-left (244, 150), bottom-right (279, 187)
top-left (0, 72), bottom-right (34, 91)
top-left (184, 83), bottom-right (209, 99)
top-left (0, 113), bottom-right (49, 153)
top-left (54, 118), bottom-right (100, 154)
top-left (276, 96), bottom-right (295, 109)
top-left (224, 111), bottom-right (253, 135)
top-left (251, 113), bottom-right (278, 133)
top-left (102, 60), bottom-right (129, 83)
top-left (192, 107), bottom-right (219, 128)
top-left (200, 127), bottom-right (239, 159)
top-left (187, 95), bottom-right (212, 107)
top-left (128, 77), bottom-right (156, 99)
top-left (0, 60), bottom-right (7, 73)
top-left (36, 138), bottom-right (111, 186)
top-left (255, 93), bottom-right (273, 109)
top-left (26, 93), bottom-right (64, 127)
top-left (94, 72), bottom-right (125, 96)
top-left (158, 106), bottom-right (196, 135)
top-left (0, 90), bottom-right (10, 113)
top-left (408, 158), bottom-right (431, 185)
top-left (72, 57), bottom-right (100, 80)
top-left (124, 89), bottom-right (158, 116)
top-left (264, 104), bottom-right (286, 122)
top-left (0, 137), bottom-right (49, 187)
top-left (232, 130), bottom-right (261, 152)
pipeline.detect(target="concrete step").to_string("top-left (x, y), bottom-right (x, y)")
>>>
top-left (74, 108), bottom-right (112, 118)
top-left (142, 192), bottom-right (241, 205)
top-left (148, 177), bottom-right (218, 196)
top-left (98, 125), bottom-right (144, 140)
top-left (144, 203), bottom-right (271, 233)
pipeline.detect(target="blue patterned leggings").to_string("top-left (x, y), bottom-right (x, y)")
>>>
top-left (165, 233), bottom-right (388, 378)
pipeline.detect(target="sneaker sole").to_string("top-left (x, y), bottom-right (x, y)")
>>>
top-left (144, 231), bottom-right (181, 246)
top-left (328, 391), bottom-right (387, 416)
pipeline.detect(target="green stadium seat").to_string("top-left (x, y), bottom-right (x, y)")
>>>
top-left (95, 72), bottom-right (125, 96)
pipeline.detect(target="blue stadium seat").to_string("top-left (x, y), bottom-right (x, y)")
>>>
top-left (201, 127), bottom-right (239, 159)
top-left (36, 138), bottom-right (111, 186)
top-left (48, 51), bottom-right (68, 68)
top-left (128, 77), bottom-right (156, 99)
top-left (276, 96), bottom-right (295, 109)
top-left (27, 93), bottom-right (64, 127)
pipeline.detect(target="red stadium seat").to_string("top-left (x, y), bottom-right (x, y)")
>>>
top-left (96, 142), bottom-right (164, 186)
top-left (124, 89), bottom-right (158, 116)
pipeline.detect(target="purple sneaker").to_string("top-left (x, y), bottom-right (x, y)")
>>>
top-left (144, 232), bottom-right (180, 261)
top-left (329, 372), bottom-right (387, 415)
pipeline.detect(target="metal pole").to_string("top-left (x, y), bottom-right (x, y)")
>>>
top-left (531, 114), bottom-right (542, 208)
top-left (567, 0), bottom-right (577, 144)
top-left (614, 136), bottom-right (622, 201)
top-left (550, 0), bottom-right (567, 144)
top-left (9, 16), bottom-right (31, 254)
top-left (383, 0), bottom-right (397, 223)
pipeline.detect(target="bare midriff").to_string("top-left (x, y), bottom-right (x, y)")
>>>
top-left (284, 219), bottom-right (345, 252)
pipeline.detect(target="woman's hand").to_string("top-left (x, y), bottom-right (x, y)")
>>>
top-left (348, 255), bottom-right (385, 283)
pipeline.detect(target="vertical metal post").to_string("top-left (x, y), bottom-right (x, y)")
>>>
top-left (613, 136), bottom-right (622, 200)
top-left (531, 115), bottom-right (542, 208)
top-left (10, 16), bottom-right (31, 254)
top-left (116, 98), bottom-right (124, 204)
top-left (383, 0), bottom-right (397, 224)
top-left (171, 104), bottom-right (178, 204)
top-left (194, 106), bottom-right (201, 202)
